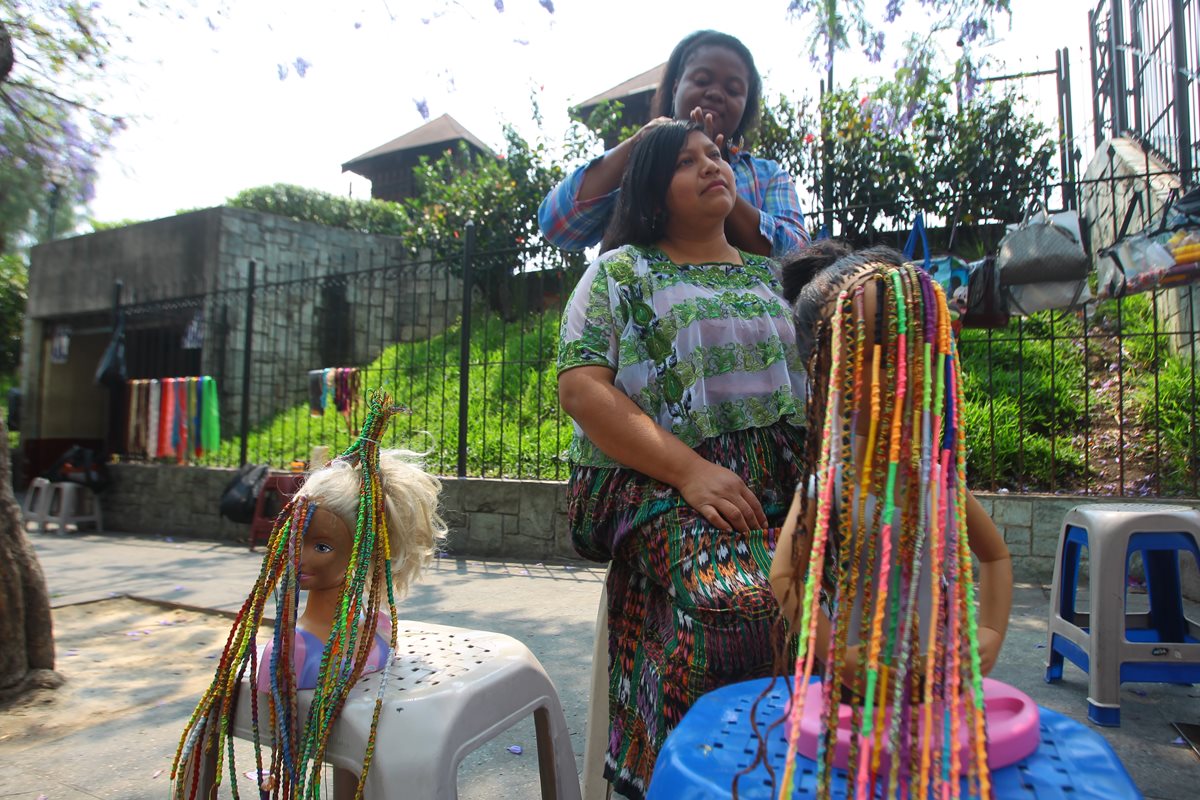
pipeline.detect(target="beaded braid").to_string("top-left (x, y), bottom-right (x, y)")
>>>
top-left (777, 261), bottom-right (989, 800)
top-left (171, 392), bottom-right (409, 800)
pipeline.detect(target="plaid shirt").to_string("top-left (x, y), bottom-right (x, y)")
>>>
top-left (537, 150), bottom-right (810, 256)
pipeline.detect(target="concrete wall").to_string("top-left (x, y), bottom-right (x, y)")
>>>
top-left (98, 464), bottom-right (1200, 599)
top-left (26, 210), bottom-right (222, 319)
top-left (23, 208), bottom-right (465, 444)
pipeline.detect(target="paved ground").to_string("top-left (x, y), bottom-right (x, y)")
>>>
top-left (2, 529), bottom-right (1199, 798)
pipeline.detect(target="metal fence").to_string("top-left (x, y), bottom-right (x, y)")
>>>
top-left (105, 191), bottom-right (1199, 498)
top-left (1090, 0), bottom-right (1198, 177)
top-left (115, 234), bottom-right (583, 481)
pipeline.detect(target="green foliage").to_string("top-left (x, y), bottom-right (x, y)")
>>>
top-left (755, 94), bottom-right (819, 194)
top-left (755, 82), bottom-right (1056, 242)
top-left (401, 126), bottom-right (563, 255)
top-left (400, 125), bottom-right (585, 314)
top-left (911, 87), bottom-right (1057, 228)
top-left (1, 1), bottom-right (123, 250)
top-left (0, 252), bottom-right (26, 381)
top-left (1133, 354), bottom-right (1200, 494)
top-left (959, 314), bottom-right (1088, 489)
top-left (220, 309), bottom-right (570, 480)
top-left (226, 184), bottom-right (411, 237)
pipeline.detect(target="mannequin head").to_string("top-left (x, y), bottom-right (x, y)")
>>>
top-left (294, 448), bottom-right (445, 600)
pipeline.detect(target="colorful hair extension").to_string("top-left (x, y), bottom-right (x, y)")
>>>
top-left (171, 392), bottom-right (408, 800)
top-left (778, 262), bottom-right (989, 800)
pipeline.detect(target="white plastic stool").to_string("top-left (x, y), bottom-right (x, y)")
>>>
top-left (1045, 503), bottom-right (1200, 726)
top-left (44, 482), bottom-right (104, 532)
top-left (20, 477), bottom-right (53, 532)
top-left (232, 620), bottom-right (582, 800)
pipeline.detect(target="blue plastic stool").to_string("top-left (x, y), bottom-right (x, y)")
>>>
top-left (646, 677), bottom-right (1143, 799)
top-left (1045, 503), bottom-right (1200, 726)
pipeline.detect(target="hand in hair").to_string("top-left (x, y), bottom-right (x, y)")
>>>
top-left (688, 106), bottom-right (723, 153)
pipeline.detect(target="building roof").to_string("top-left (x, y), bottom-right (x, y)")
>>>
top-left (341, 114), bottom-right (492, 173)
top-left (575, 63), bottom-right (666, 110)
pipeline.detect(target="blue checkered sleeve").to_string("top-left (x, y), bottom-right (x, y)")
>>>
top-left (735, 155), bottom-right (810, 258)
top-left (538, 159), bottom-right (617, 251)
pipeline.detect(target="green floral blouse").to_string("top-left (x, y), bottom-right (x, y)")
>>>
top-left (557, 244), bottom-right (806, 467)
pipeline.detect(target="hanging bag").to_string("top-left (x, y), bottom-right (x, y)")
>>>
top-left (218, 462), bottom-right (270, 524)
top-left (995, 201), bottom-right (1091, 315)
top-left (960, 256), bottom-right (1011, 329)
top-left (902, 212), bottom-right (969, 319)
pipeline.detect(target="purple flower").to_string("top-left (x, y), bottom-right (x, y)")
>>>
top-left (494, 0), bottom-right (504, 10)
top-left (293, 57), bottom-right (311, 78)
top-left (886, 0), bottom-right (903, 22)
top-left (866, 31), bottom-right (886, 63)
top-left (960, 18), bottom-right (988, 44)
top-left (539, 0), bottom-right (554, 12)
top-left (413, 98), bottom-right (430, 120)
top-left (276, 63), bottom-right (289, 81)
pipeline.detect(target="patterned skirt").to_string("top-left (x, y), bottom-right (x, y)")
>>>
top-left (567, 422), bottom-right (804, 800)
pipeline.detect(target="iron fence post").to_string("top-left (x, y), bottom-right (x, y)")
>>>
top-left (1109, 0), bottom-right (1129, 136)
top-left (238, 259), bottom-right (256, 467)
top-left (1169, 0), bottom-right (1193, 181)
top-left (457, 222), bottom-right (475, 478)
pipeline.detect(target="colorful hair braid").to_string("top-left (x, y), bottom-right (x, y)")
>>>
top-left (171, 392), bottom-right (407, 800)
top-left (778, 261), bottom-right (989, 800)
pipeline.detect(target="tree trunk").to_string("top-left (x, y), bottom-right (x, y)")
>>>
top-left (0, 418), bottom-right (61, 704)
top-left (0, 20), bottom-right (13, 85)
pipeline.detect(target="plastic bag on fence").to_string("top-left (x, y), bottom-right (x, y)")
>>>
top-left (997, 203), bottom-right (1089, 286)
top-left (902, 212), bottom-right (969, 319)
top-left (1097, 189), bottom-right (1200, 299)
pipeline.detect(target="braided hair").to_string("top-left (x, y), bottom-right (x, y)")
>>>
top-left (773, 252), bottom-right (990, 800)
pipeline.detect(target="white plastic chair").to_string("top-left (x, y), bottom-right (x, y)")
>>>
top-left (232, 619), bottom-right (582, 800)
top-left (20, 477), bottom-right (53, 531)
top-left (44, 481), bottom-right (103, 532)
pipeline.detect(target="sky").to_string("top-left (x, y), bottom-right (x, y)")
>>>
top-left (83, 0), bottom-right (1101, 225)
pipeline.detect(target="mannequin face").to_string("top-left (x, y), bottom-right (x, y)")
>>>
top-left (300, 507), bottom-right (353, 592)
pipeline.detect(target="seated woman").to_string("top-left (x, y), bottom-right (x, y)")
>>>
top-left (768, 247), bottom-right (1012, 798)
top-left (558, 119), bottom-right (806, 799)
top-left (171, 394), bottom-right (446, 800)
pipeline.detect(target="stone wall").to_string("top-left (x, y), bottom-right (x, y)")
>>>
top-left (101, 464), bottom-right (574, 561)
top-left (208, 209), bottom-right (463, 429)
top-left (100, 464), bottom-right (1200, 599)
top-left (978, 492), bottom-right (1200, 598)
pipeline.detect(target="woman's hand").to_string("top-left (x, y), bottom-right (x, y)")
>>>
top-left (688, 106), bottom-right (726, 154)
top-left (677, 459), bottom-right (766, 533)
